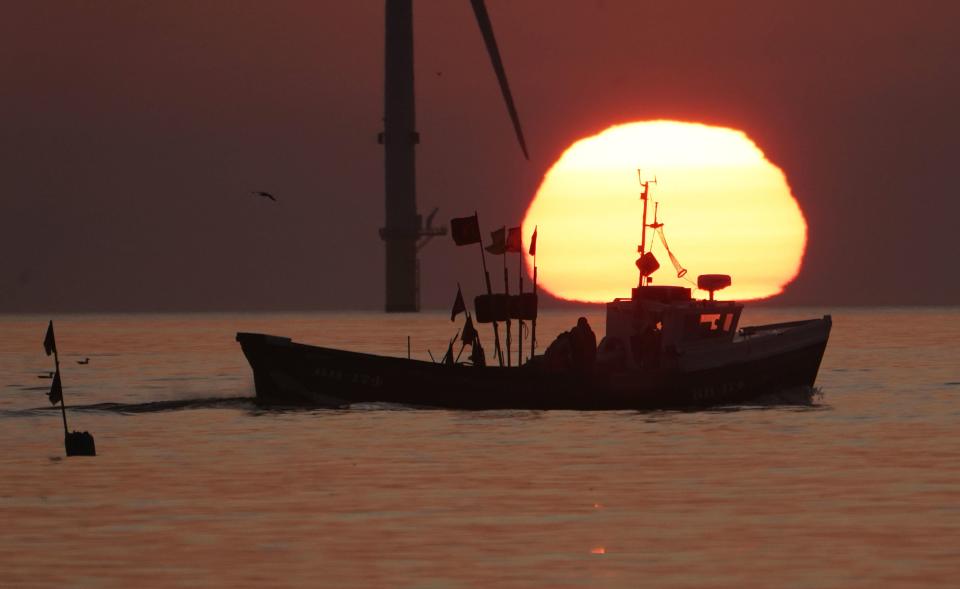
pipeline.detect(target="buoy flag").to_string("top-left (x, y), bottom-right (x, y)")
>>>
top-left (48, 370), bottom-right (63, 406)
top-left (43, 321), bottom-right (56, 357)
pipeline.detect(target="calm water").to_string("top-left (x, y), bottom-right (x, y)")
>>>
top-left (1, 309), bottom-right (958, 588)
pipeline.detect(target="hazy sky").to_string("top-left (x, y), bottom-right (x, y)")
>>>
top-left (2, 1), bottom-right (958, 311)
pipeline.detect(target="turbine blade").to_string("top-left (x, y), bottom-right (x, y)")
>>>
top-left (470, 0), bottom-right (529, 160)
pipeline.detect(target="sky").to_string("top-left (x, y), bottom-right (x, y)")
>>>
top-left (2, 1), bottom-right (958, 312)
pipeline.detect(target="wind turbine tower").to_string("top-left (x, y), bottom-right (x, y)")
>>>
top-left (379, 0), bottom-right (528, 312)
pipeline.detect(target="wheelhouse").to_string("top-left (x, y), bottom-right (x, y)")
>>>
top-left (602, 285), bottom-right (743, 370)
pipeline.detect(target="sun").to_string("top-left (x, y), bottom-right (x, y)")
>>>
top-left (522, 120), bottom-right (807, 302)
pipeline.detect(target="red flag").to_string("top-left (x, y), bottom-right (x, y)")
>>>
top-left (43, 320), bottom-right (56, 357)
top-left (48, 370), bottom-right (63, 405)
top-left (450, 214), bottom-right (481, 245)
top-left (485, 227), bottom-right (506, 255)
top-left (505, 227), bottom-right (522, 253)
top-left (528, 226), bottom-right (538, 256)
top-left (451, 286), bottom-right (466, 321)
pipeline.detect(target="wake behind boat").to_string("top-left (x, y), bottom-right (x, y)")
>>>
top-left (237, 175), bottom-right (831, 410)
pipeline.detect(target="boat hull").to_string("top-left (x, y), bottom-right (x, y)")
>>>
top-left (236, 316), bottom-right (831, 410)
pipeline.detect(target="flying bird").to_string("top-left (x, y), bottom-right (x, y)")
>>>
top-left (77, 358), bottom-right (89, 365)
top-left (252, 191), bottom-right (277, 202)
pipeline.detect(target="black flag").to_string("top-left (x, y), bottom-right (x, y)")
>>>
top-left (451, 214), bottom-right (482, 245)
top-left (485, 227), bottom-right (507, 255)
top-left (451, 286), bottom-right (466, 321)
top-left (529, 226), bottom-right (538, 256)
top-left (48, 370), bottom-right (63, 406)
top-left (461, 315), bottom-right (478, 345)
top-left (443, 339), bottom-right (455, 365)
top-left (43, 320), bottom-right (56, 357)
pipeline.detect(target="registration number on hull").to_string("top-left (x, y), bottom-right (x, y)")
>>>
top-left (690, 380), bottom-right (745, 402)
top-left (314, 366), bottom-right (383, 388)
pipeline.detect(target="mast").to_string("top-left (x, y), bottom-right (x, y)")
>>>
top-left (638, 169), bottom-right (649, 287)
top-left (636, 169), bottom-right (658, 288)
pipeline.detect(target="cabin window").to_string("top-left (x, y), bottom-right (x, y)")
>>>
top-left (686, 313), bottom-right (733, 338)
top-left (723, 314), bottom-right (734, 332)
top-left (701, 313), bottom-right (722, 331)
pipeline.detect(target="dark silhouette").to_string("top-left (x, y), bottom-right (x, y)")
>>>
top-left (65, 431), bottom-right (96, 456)
top-left (42, 321), bottom-right (96, 456)
top-left (77, 357), bottom-right (89, 365)
top-left (236, 180), bottom-right (831, 410)
top-left (571, 317), bottom-right (597, 371)
top-left (251, 190), bottom-right (277, 202)
top-left (379, 0), bottom-right (525, 313)
top-left (542, 318), bottom-right (596, 373)
top-left (469, 337), bottom-right (486, 367)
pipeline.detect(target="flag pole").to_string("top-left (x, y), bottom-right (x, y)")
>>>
top-left (476, 212), bottom-right (504, 367)
top-left (532, 264), bottom-right (537, 358)
top-left (455, 313), bottom-right (471, 363)
top-left (442, 329), bottom-right (460, 364)
top-left (53, 346), bottom-right (69, 437)
top-left (517, 255), bottom-right (523, 367)
top-left (44, 320), bottom-right (95, 456)
top-left (503, 250), bottom-right (511, 367)
top-left (531, 226), bottom-right (538, 359)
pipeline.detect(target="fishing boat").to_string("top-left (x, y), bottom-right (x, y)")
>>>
top-left (237, 177), bottom-right (831, 410)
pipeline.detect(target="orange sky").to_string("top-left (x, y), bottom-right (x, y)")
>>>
top-left (1, 2), bottom-right (958, 310)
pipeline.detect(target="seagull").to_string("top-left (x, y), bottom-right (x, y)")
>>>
top-left (77, 358), bottom-right (89, 365)
top-left (252, 191), bottom-right (277, 202)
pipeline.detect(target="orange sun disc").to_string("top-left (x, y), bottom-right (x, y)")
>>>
top-left (522, 120), bottom-right (807, 302)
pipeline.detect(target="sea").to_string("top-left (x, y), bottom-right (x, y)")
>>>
top-left (1, 308), bottom-right (958, 588)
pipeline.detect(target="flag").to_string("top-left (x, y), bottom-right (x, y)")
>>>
top-left (636, 251), bottom-right (660, 276)
top-left (505, 227), bottom-right (522, 253)
top-left (461, 315), bottom-right (478, 344)
top-left (48, 370), bottom-right (63, 405)
top-left (43, 320), bottom-right (56, 356)
top-left (451, 286), bottom-right (466, 321)
top-left (528, 226), bottom-right (538, 256)
top-left (450, 214), bottom-right (481, 245)
top-left (470, 338), bottom-right (486, 367)
top-left (485, 227), bottom-right (506, 254)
